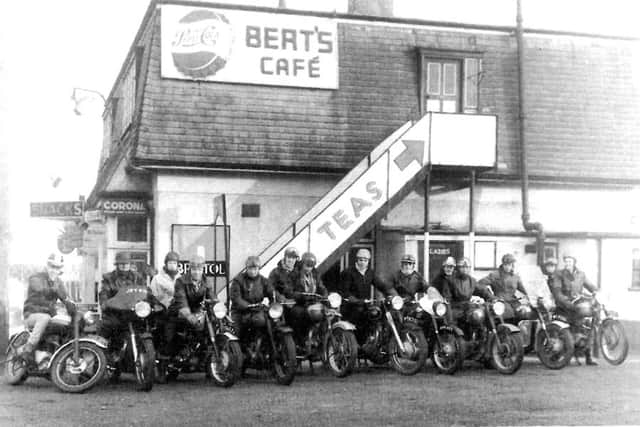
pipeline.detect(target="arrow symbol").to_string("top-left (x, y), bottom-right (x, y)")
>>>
top-left (393, 139), bottom-right (425, 171)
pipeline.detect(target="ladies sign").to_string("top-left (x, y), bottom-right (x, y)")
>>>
top-left (161, 5), bottom-right (338, 89)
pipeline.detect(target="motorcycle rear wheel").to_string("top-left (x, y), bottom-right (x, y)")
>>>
top-left (50, 342), bottom-right (107, 393)
top-left (599, 319), bottom-right (629, 365)
top-left (273, 333), bottom-right (296, 386)
top-left (389, 329), bottom-right (428, 376)
top-left (206, 337), bottom-right (241, 388)
top-left (4, 333), bottom-right (29, 385)
top-left (535, 325), bottom-right (574, 370)
top-left (324, 328), bottom-right (358, 378)
top-left (490, 329), bottom-right (524, 375)
top-left (432, 330), bottom-right (463, 375)
top-left (134, 337), bottom-right (155, 392)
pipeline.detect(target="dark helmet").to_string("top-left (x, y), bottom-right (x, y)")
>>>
top-left (114, 252), bottom-right (131, 264)
top-left (284, 247), bottom-right (299, 259)
top-left (164, 251), bottom-right (180, 264)
top-left (245, 256), bottom-right (261, 268)
top-left (501, 253), bottom-right (516, 265)
top-left (301, 252), bottom-right (317, 268)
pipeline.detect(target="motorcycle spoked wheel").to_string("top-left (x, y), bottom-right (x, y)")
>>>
top-left (362, 327), bottom-right (389, 366)
top-left (134, 337), bottom-right (155, 391)
top-left (535, 325), bottom-right (574, 370)
top-left (489, 329), bottom-right (524, 375)
top-left (49, 342), bottom-right (107, 393)
top-left (599, 319), bottom-right (629, 366)
top-left (272, 334), bottom-right (297, 386)
top-left (4, 332), bottom-right (30, 385)
top-left (206, 337), bottom-right (242, 388)
top-left (324, 328), bottom-right (358, 378)
top-left (388, 329), bottom-right (428, 376)
top-left (432, 330), bottom-right (463, 375)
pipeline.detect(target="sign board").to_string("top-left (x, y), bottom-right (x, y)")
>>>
top-left (30, 201), bottom-right (83, 219)
top-left (57, 223), bottom-right (85, 254)
top-left (178, 260), bottom-right (227, 278)
top-left (96, 199), bottom-right (147, 216)
top-left (161, 5), bottom-right (338, 89)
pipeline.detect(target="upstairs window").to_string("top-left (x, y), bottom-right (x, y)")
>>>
top-left (632, 249), bottom-right (640, 290)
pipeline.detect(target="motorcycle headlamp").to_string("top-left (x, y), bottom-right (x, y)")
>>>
top-left (213, 302), bottom-right (227, 319)
top-left (82, 310), bottom-right (98, 325)
top-left (268, 303), bottom-right (284, 319)
top-left (434, 301), bottom-right (448, 318)
top-left (418, 295), bottom-right (430, 312)
top-left (134, 301), bottom-right (152, 318)
top-left (327, 292), bottom-right (342, 309)
top-left (391, 296), bottom-right (404, 311)
top-left (492, 301), bottom-right (506, 317)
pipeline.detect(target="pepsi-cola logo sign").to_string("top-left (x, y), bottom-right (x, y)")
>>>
top-left (171, 10), bottom-right (234, 79)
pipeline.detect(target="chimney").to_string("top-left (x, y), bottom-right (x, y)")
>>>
top-left (348, 0), bottom-right (394, 17)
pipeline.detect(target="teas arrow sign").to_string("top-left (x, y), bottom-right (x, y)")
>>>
top-left (393, 139), bottom-right (425, 171)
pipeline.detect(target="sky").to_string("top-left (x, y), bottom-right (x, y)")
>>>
top-left (0, 0), bottom-right (639, 266)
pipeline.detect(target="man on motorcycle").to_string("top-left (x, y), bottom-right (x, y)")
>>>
top-left (150, 251), bottom-right (181, 310)
top-left (339, 248), bottom-right (396, 340)
top-left (230, 256), bottom-right (279, 338)
top-left (16, 254), bottom-right (76, 358)
top-left (551, 254), bottom-right (599, 365)
top-left (268, 247), bottom-right (298, 299)
top-left (288, 252), bottom-right (328, 344)
top-left (389, 254), bottom-right (428, 298)
top-left (431, 257), bottom-right (458, 302)
top-left (478, 253), bottom-right (528, 320)
top-left (162, 254), bottom-right (213, 357)
top-left (449, 258), bottom-right (493, 323)
top-left (541, 258), bottom-right (558, 291)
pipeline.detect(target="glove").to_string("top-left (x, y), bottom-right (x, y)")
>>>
top-left (261, 297), bottom-right (270, 307)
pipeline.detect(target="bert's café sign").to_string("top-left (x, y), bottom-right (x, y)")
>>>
top-left (161, 5), bottom-right (338, 89)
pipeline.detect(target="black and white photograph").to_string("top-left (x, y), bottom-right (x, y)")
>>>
top-left (0, 0), bottom-right (639, 425)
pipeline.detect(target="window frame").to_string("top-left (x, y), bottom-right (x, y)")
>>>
top-left (116, 215), bottom-right (149, 243)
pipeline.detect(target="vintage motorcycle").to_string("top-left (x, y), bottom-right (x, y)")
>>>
top-left (156, 298), bottom-right (241, 387)
top-left (357, 296), bottom-right (429, 375)
top-left (559, 295), bottom-right (628, 365)
top-left (291, 292), bottom-right (358, 378)
top-left (239, 300), bottom-right (297, 385)
top-left (458, 297), bottom-right (524, 374)
top-left (514, 296), bottom-right (574, 369)
top-left (103, 286), bottom-right (158, 391)
top-left (4, 303), bottom-right (107, 393)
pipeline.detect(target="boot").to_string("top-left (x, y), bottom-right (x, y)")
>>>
top-left (585, 350), bottom-right (598, 366)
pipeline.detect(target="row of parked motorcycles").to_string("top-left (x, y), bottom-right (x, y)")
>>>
top-left (3, 285), bottom-right (629, 393)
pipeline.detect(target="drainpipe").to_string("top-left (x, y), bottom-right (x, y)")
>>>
top-left (516, 0), bottom-right (545, 266)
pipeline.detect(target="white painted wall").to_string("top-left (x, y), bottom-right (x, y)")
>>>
top-left (601, 239), bottom-right (640, 321)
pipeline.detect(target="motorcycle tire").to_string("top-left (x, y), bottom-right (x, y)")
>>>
top-left (535, 324), bottom-right (574, 370)
top-left (324, 328), bottom-right (358, 378)
top-left (388, 329), bottom-right (428, 376)
top-left (273, 333), bottom-right (296, 386)
top-left (49, 342), bottom-right (107, 393)
top-left (432, 330), bottom-right (463, 375)
top-left (489, 329), bottom-right (524, 375)
top-left (206, 337), bottom-right (241, 388)
top-left (134, 337), bottom-right (155, 392)
top-left (4, 332), bottom-right (30, 385)
top-left (599, 319), bottom-right (629, 366)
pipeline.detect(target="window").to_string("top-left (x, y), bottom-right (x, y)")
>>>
top-left (632, 249), bottom-right (640, 290)
top-left (116, 216), bottom-right (147, 242)
top-left (241, 203), bottom-right (260, 218)
top-left (419, 49), bottom-right (482, 115)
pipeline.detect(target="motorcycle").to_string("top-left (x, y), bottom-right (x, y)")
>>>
top-left (458, 297), bottom-right (524, 374)
top-left (102, 286), bottom-right (158, 391)
top-left (291, 292), bottom-right (358, 378)
top-left (357, 296), bottom-right (429, 375)
top-left (514, 296), bottom-right (574, 370)
top-left (156, 298), bottom-right (241, 387)
top-left (4, 303), bottom-right (108, 393)
top-left (239, 299), bottom-right (297, 385)
top-left (559, 295), bottom-right (628, 365)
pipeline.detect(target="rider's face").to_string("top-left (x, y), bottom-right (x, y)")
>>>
top-left (284, 256), bottom-right (297, 270)
top-left (443, 264), bottom-right (455, 276)
top-left (116, 262), bottom-right (130, 272)
top-left (46, 266), bottom-right (62, 281)
top-left (544, 264), bottom-right (556, 274)
top-left (191, 264), bottom-right (204, 281)
top-left (564, 258), bottom-right (575, 271)
top-left (355, 257), bottom-right (369, 270)
top-left (166, 260), bottom-right (178, 272)
top-left (246, 266), bottom-right (259, 278)
top-left (400, 262), bottom-right (414, 275)
top-left (503, 262), bottom-right (515, 273)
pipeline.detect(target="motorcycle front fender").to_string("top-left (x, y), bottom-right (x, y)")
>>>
top-left (47, 335), bottom-right (109, 369)
top-left (551, 319), bottom-right (570, 329)
top-left (331, 320), bottom-right (356, 331)
top-left (497, 323), bottom-right (521, 334)
top-left (440, 325), bottom-right (465, 337)
top-left (223, 332), bottom-right (239, 341)
top-left (275, 325), bottom-right (294, 335)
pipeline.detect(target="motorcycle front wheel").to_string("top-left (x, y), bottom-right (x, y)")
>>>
top-left (134, 337), bottom-right (155, 391)
top-left (599, 319), bottom-right (629, 365)
top-left (272, 333), bottom-right (296, 386)
top-left (324, 328), bottom-right (358, 378)
top-left (50, 342), bottom-right (107, 393)
top-left (535, 325), bottom-right (574, 370)
top-left (489, 329), bottom-right (524, 375)
top-left (432, 329), bottom-right (463, 375)
top-left (4, 332), bottom-right (29, 385)
top-left (388, 329), bottom-right (428, 376)
top-left (206, 336), bottom-right (241, 388)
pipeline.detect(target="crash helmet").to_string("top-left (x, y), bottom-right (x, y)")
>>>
top-left (164, 251), bottom-right (180, 265)
top-left (284, 247), bottom-right (299, 259)
top-left (467, 306), bottom-right (486, 326)
top-left (563, 254), bottom-right (577, 263)
top-left (114, 251), bottom-right (131, 264)
top-left (355, 248), bottom-right (371, 260)
top-left (301, 252), bottom-right (317, 268)
top-left (501, 253), bottom-right (516, 265)
top-left (46, 253), bottom-right (64, 269)
top-left (543, 258), bottom-right (558, 266)
top-left (307, 303), bottom-right (324, 322)
top-left (245, 255), bottom-right (261, 268)
top-left (400, 254), bottom-right (416, 264)
top-left (456, 257), bottom-right (471, 268)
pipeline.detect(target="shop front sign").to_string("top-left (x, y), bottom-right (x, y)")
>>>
top-left (178, 260), bottom-right (227, 278)
top-left (30, 201), bottom-right (83, 219)
top-left (96, 199), bottom-right (148, 216)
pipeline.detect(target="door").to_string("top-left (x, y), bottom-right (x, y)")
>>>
top-left (417, 240), bottom-right (464, 282)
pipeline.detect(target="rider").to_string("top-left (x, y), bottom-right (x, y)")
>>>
top-left (339, 248), bottom-right (396, 342)
top-left (431, 257), bottom-right (458, 303)
top-left (17, 254), bottom-right (76, 358)
top-left (229, 256), bottom-right (278, 339)
top-left (449, 257), bottom-right (493, 324)
top-left (541, 258), bottom-right (558, 291)
top-left (267, 247), bottom-right (298, 299)
top-left (150, 251), bottom-right (181, 311)
top-left (288, 252), bottom-right (328, 345)
top-left (478, 253), bottom-right (529, 320)
top-left (163, 254), bottom-right (213, 357)
top-left (389, 254), bottom-right (428, 298)
top-left (551, 254), bottom-right (599, 365)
